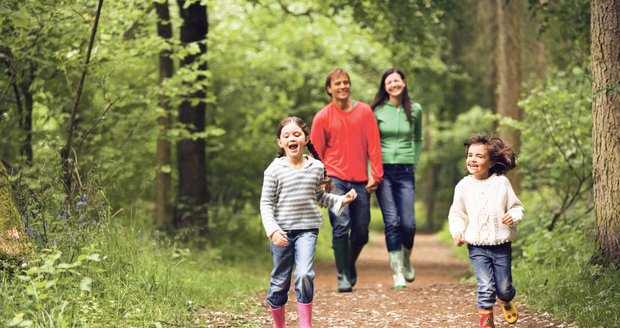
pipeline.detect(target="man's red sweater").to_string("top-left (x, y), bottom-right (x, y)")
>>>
top-left (310, 101), bottom-right (383, 184)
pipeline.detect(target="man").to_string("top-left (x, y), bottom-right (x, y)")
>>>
top-left (310, 68), bottom-right (383, 292)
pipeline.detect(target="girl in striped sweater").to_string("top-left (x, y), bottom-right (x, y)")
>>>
top-left (260, 116), bottom-right (357, 328)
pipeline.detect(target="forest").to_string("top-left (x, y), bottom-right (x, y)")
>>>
top-left (1, 0), bottom-right (619, 327)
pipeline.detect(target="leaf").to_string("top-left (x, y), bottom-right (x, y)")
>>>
top-left (85, 254), bottom-right (101, 262)
top-left (160, 165), bottom-right (172, 174)
top-left (80, 277), bottom-right (93, 292)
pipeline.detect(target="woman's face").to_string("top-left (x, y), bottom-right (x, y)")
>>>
top-left (384, 72), bottom-right (406, 99)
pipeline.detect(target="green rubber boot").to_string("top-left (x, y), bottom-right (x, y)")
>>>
top-left (349, 242), bottom-right (364, 287)
top-left (388, 250), bottom-right (406, 289)
top-left (333, 238), bottom-right (352, 292)
top-left (403, 246), bottom-right (415, 282)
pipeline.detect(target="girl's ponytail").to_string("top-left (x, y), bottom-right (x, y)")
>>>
top-left (307, 141), bottom-right (335, 193)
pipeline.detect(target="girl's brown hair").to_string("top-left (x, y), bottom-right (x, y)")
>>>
top-left (464, 132), bottom-right (517, 176)
top-left (276, 116), bottom-right (335, 192)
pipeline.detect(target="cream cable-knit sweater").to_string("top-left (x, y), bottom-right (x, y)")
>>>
top-left (448, 174), bottom-right (524, 246)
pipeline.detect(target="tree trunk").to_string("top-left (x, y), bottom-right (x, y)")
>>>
top-left (5, 47), bottom-right (34, 167)
top-left (17, 65), bottom-right (35, 167)
top-left (155, 1), bottom-right (174, 229)
top-left (495, 0), bottom-right (523, 194)
top-left (0, 162), bottom-right (32, 260)
top-left (61, 0), bottom-right (104, 201)
top-left (175, 0), bottom-right (209, 231)
top-left (591, 0), bottom-right (620, 267)
top-left (421, 110), bottom-right (438, 230)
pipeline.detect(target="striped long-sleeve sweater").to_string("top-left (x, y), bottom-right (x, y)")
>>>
top-left (260, 155), bottom-right (345, 238)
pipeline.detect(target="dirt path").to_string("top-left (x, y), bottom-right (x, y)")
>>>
top-left (246, 233), bottom-right (577, 328)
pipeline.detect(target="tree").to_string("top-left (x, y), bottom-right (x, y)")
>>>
top-left (495, 0), bottom-right (524, 193)
top-left (590, 0), bottom-right (620, 267)
top-left (61, 0), bottom-right (104, 201)
top-left (155, 1), bottom-right (174, 229)
top-left (0, 161), bottom-right (32, 261)
top-left (175, 0), bottom-right (208, 231)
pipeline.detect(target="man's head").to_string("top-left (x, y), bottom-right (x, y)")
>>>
top-left (325, 68), bottom-right (351, 102)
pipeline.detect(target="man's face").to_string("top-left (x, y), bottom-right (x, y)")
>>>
top-left (327, 74), bottom-right (350, 102)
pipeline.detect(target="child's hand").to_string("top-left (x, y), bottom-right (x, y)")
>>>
top-left (501, 212), bottom-right (515, 226)
top-left (270, 229), bottom-right (288, 247)
top-left (342, 188), bottom-right (358, 206)
top-left (453, 233), bottom-right (465, 247)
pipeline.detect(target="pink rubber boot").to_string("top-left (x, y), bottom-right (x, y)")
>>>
top-left (270, 306), bottom-right (286, 328)
top-left (297, 302), bottom-right (313, 328)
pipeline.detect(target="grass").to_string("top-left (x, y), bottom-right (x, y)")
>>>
top-left (0, 206), bottom-right (273, 327)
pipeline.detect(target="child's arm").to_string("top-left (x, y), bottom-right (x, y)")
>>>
top-left (448, 181), bottom-right (468, 247)
top-left (342, 189), bottom-right (357, 205)
top-left (316, 187), bottom-right (354, 216)
top-left (260, 171), bottom-right (283, 240)
top-left (501, 176), bottom-right (524, 226)
top-left (270, 229), bottom-right (288, 247)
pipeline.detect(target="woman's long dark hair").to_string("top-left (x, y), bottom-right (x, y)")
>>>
top-left (370, 67), bottom-right (414, 127)
top-left (276, 116), bottom-right (334, 192)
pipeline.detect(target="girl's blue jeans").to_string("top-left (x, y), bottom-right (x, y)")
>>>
top-left (376, 164), bottom-right (416, 251)
top-left (327, 177), bottom-right (371, 247)
top-left (467, 243), bottom-right (516, 309)
top-left (267, 229), bottom-right (318, 309)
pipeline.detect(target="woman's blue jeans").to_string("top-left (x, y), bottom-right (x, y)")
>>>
top-left (468, 243), bottom-right (516, 309)
top-left (266, 229), bottom-right (318, 308)
top-left (376, 164), bottom-right (416, 251)
top-left (327, 177), bottom-right (371, 247)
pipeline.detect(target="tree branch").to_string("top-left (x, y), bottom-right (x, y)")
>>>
top-left (62, 0), bottom-right (104, 199)
top-left (75, 97), bottom-right (120, 152)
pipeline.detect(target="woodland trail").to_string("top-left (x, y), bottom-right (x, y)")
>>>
top-left (252, 233), bottom-right (577, 328)
top-left (203, 233), bottom-right (577, 327)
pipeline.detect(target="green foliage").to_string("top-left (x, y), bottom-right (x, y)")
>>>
top-left (416, 106), bottom-right (497, 225)
top-left (528, 0), bottom-right (591, 69)
top-left (2, 246), bottom-right (104, 327)
top-left (516, 68), bottom-right (592, 230)
top-left (207, 0), bottom-right (394, 207)
top-left (1, 204), bottom-right (272, 327)
top-left (513, 204), bottom-right (620, 327)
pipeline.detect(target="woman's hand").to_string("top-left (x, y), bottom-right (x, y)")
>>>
top-left (270, 229), bottom-right (288, 247)
top-left (342, 188), bottom-right (358, 206)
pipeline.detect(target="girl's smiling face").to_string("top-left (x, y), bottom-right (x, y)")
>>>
top-left (277, 122), bottom-right (308, 159)
top-left (466, 143), bottom-right (494, 180)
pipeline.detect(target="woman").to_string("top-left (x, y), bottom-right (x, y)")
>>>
top-left (370, 67), bottom-right (423, 289)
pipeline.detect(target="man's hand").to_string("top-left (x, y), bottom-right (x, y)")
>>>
top-left (270, 229), bottom-right (288, 247)
top-left (365, 177), bottom-right (379, 193)
top-left (342, 188), bottom-right (358, 206)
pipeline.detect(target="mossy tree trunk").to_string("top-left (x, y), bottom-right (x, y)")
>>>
top-left (591, 0), bottom-right (620, 267)
top-left (0, 162), bottom-right (32, 260)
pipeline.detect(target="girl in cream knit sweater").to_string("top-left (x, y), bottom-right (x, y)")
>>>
top-left (448, 133), bottom-right (523, 328)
